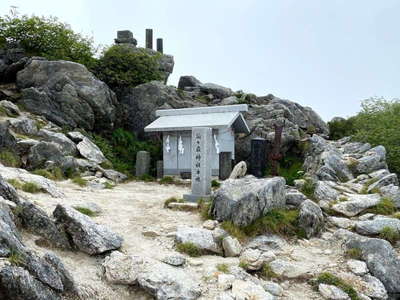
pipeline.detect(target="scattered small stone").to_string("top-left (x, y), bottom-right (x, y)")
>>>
top-left (222, 236), bottom-right (242, 257)
top-left (102, 251), bottom-right (142, 285)
top-left (318, 283), bottom-right (350, 300)
top-left (363, 275), bottom-right (388, 300)
top-left (203, 219), bottom-right (218, 230)
top-left (162, 255), bottom-right (186, 267)
top-left (263, 281), bottom-right (283, 296)
top-left (188, 259), bottom-right (203, 266)
top-left (239, 249), bottom-right (275, 271)
top-left (217, 274), bottom-right (235, 290)
top-left (142, 228), bottom-right (161, 237)
top-left (231, 280), bottom-right (274, 300)
top-left (347, 259), bottom-right (368, 276)
top-left (168, 202), bottom-right (198, 211)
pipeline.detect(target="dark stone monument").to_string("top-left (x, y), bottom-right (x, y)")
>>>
top-left (145, 29), bottom-right (153, 49)
top-left (135, 151), bottom-right (151, 177)
top-left (156, 160), bottom-right (163, 179)
top-left (219, 152), bottom-right (232, 180)
top-left (250, 137), bottom-right (267, 178)
top-left (115, 30), bottom-right (137, 46)
top-left (156, 38), bottom-right (163, 53)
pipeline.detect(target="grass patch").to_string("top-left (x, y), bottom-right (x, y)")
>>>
top-left (22, 182), bottom-right (42, 193)
top-left (198, 198), bottom-right (212, 220)
top-left (261, 263), bottom-right (278, 279)
top-left (315, 272), bottom-right (359, 300)
top-left (72, 176), bottom-right (87, 187)
top-left (392, 212), bottom-right (400, 219)
top-left (239, 261), bottom-right (249, 269)
top-left (360, 178), bottom-right (378, 194)
top-left (164, 197), bottom-right (184, 208)
top-left (159, 176), bottom-right (175, 184)
top-left (104, 182), bottom-right (115, 189)
top-left (211, 179), bottom-right (221, 188)
top-left (367, 197), bottom-right (396, 215)
top-left (100, 160), bottom-right (113, 169)
top-left (221, 221), bottom-right (247, 242)
top-left (345, 248), bottom-right (362, 260)
top-left (0, 151), bottom-right (21, 168)
top-left (73, 206), bottom-right (96, 217)
top-left (137, 174), bottom-right (155, 182)
top-left (32, 169), bottom-right (56, 180)
top-left (216, 263), bottom-right (230, 274)
top-left (176, 242), bottom-right (202, 257)
top-left (8, 249), bottom-right (25, 266)
top-left (300, 178), bottom-right (316, 200)
top-left (7, 178), bottom-right (23, 189)
top-left (379, 226), bottom-right (400, 244)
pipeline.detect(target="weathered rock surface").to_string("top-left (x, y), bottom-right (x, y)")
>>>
top-left (178, 75), bottom-right (202, 90)
top-left (17, 59), bottom-right (117, 131)
top-left (239, 248), bottom-right (275, 271)
top-left (103, 169), bottom-right (127, 183)
top-left (346, 259), bottom-right (368, 276)
top-left (344, 234), bottom-right (400, 295)
top-left (102, 251), bottom-right (142, 285)
top-left (211, 176), bottom-right (286, 226)
top-left (229, 161), bottom-right (247, 179)
top-left (53, 204), bottom-right (123, 255)
top-left (76, 137), bottom-right (106, 164)
top-left (331, 194), bottom-right (381, 217)
top-left (314, 181), bottom-right (340, 202)
top-left (231, 279), bottom-right (274, 300)
top-left (380, 184), bottom-right (400, 208)
top-left (27, 141), bottom-right (64, 170)
top-left (318, 283), bottom-right (350, 300)
top-left (285, 188), bottom-right (307, 206)
top-left (222, 236), bottom-right (242, 257)
top-left (363, 275), bottom-right (388, 300)
top-left (355, 216), bottom-right (400, 236)
top-left (367, 173), bottom-right (398, 193)
top-left (175, 225), bottom-right (222, 254)
top-left (38, 129), bottom-right (77, 156)
top-left (355, 146), bottom-right (388, 174)
top-left (298, 199), bottom-right (324, 238)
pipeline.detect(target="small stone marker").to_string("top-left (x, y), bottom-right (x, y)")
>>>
top-left (135, 151), bottom-right (151, 177)
top-left (156, 160), bottom-right (163, 179)
top-left (184, 127), bottom-right (212, 202)
top-left (157, 38), bottom-right (163, 53)
top-left (219, 152), bottom-right (232, 180)
top-left (250, 137), bottom-right (267, 178)
top-left (145, 29), bottom-right (153, 49)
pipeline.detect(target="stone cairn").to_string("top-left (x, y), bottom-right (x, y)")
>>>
top-left (115, 29), bottom-right (164, 53)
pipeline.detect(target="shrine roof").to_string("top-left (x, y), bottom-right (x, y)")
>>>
top-left (144, 105), bottom-right (250, 133)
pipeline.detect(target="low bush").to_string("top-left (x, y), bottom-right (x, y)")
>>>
top-left (8, 249), bottom-right (25, 266)
top-left (72, 176), bottom-right (87, 187)
top-left (221, 221), bottom-right (247, 242)
top-left (159, 176), bottom-right (175, 185)
top-left (216, 263), bottom-right (230, 274)
top-left (315, 272), bottom-right (359, 300)
top-left (368, 197), bottom-right (396, 215)
top-left (211, 179), bottom-right (221, 188)
top-left (300, 178), bottom-right (316, 200)
top-left (176, 242), bottom-right (202, 257)
top-left (7, 178), bottom-right (22, 189)
top-left (239, 260), bottom-right (249, 269)
top-left (0, 151), bottom-right (21, 168)
top-left (344, 248), bottom-right (362, 260)
top-left (93, 45), bottom-right (163, 90)
top-left (104, 182), bottom-right (114, 189)
top-left (73, 206), bottom-right (96, 217)
top-left (32, 168), bottom-right (64, 181)
top-left (21, 182), bottom-right (42, 193)
top-left (261, 263), bottom-right (278, 279)
top-left (379, 226), bottom-right (400, 244)
top-left (198, 198), bottom-right (212, 220)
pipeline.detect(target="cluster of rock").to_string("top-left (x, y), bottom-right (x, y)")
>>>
top-left (0, 175), bottom-right (123, 298)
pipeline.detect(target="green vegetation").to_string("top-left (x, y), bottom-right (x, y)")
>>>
top-left (176, 242), bottom-right (202, 257)
top-left (7, 178), bottom-right (22, 189)
top-left (137, 174), bottom-right (155, 182)
top-left (300, 178), bottom-right (316, 200)
top-left (92, 129), bottom-right (161, 177)
top-left (0, 12), bottom-right (96, 67)
top-left (198, 198), bottom-right (212, 220)
top-left (345, 248), bottom-right (362, 260)
top-left (32, 167), bottom-right (64, 181)
top-left (368, 197), bottom-right (396, 215)
top-left (159, 176), bottom-right (175, 185)
top-left (93, 45), bottom-right (162, 90)
top-left (379, 226), bottom-right (400, 244)
top-left (261, 263), bottom-right (278, 279)
top-left (73, 206), bottom-right (96, 217)
top-left (221, 209), bottom-right (304, 242)
top-left (315, 272), bottom-right (359, 300)
top-left (0, 151), bottom-right (21, 168)
top-left (239, 261), bottom-right (249, 269)
top-left (21, 182), bottom-right (42, 193)
top-left (211, 179), bottom-right (221, 188)
top-left (360, 178), bottom-right (378, 194)
top-left (8, 249), bottom-right (25, 266)
top-left (104, 182), bottom-right (114, 189)
top-left (392, 212), bottom-right (400, 219)
top-left (328, 97), bottom-right (400, 176)
top-left (265, 154), bottom-right (304, 186)
top-left (216, 263), bottom-right (230, 274)
top-left (72, 176), bottom-right (87, 187)
top-left (163, 197), bottom-right (184, 208)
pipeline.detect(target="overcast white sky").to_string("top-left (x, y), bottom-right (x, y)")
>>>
top-left (1, 0), bottom-right (399, 121)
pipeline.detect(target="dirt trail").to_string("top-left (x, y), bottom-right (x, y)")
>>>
top-left (20, 180), bottom-right (346, 300)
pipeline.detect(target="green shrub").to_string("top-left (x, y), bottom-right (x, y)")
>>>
top-left (328, 117), bottom-right (357, 140)
top-left (8, 249), bottom-right (25, 266)
top-left (345, 248), bottom-right (362, 260)
top-left (91, 129), bottom-right (161, 177)
top-left (7, 178), bottom-right (22, 189)
top-left (0, 151), bottom-right (21, 167)
top-left (198, 198), bottom-right (212, 220)
top-left (72, 176), bottom-right (87, 187)
top-left (176, 242), bottom-right (202, 257)
top-left (379, 226), bottom-right (400, 244)
top-left (265, 154), bottom-right (304, 186)
top-left (368, 197), bottom-right (396, 215)
top-left (221, 221), bottom-right (247, 242)
top-left (392, 212), bottom-right (400, 219)
top-left (300, 178), bottom-right (316, 200)
top-left (315, 273), bottom-right (360, 300)
top-left (93, 45), bottom-right (163, 90)
top-left (21, 182), bottom-right (42, 193)
top-left (239, 261), bottom-right (249, 269)
top-left (211, 179), bottom-right (221, 188)
top-left (261, 263), bottom-right (278, 279)
top-left (137, 174), bottom-right (155, 182)
top-left (32, 168), bottom-right (64, 181)
top-left (159, 176), bottom-right (175, 185)
top-left (0, 12), bottom-right (96, 67)
top-left (104, 182), bottom-right (114, 189)
top-left (216, 263), bottom-right (230, 274)
top-left (73, 206), bottom-right (96, 217)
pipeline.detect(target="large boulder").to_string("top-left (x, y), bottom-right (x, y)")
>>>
top-left (211, 176), bottom-right (286, 226)
top-left (27, 141), bottom-right (65, 170)
top-left (355, 146), bottom-right (388, 174)
top-left (175, 225), bottom-right (222, 254)
top-left (355, 216), bottom-right (400, 236)
top-left (53, 204), bottom-right (123, 255)
top-left (178, 75), bottom-right (202, 90)
top-left (298, 199), bottom-right (324, 238)
top-left (330, 194), bottom-right (381, 217)
top-left (344, 234), bottom-right (400, 296)
top-left (38, 129), bottom-right (77, 156)
top-left (16, 59), bottom-right (117, 131)
top-left (76, 137), bottom-right (106, 164)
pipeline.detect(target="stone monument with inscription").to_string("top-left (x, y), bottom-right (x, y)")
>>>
top-left (183, 127), bottom-right (212, 202)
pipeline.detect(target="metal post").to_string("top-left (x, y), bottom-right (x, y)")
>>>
top-left (145, 29), bottom-right (153, 49)
top-left (156, 38), bottom-right (163, 53)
